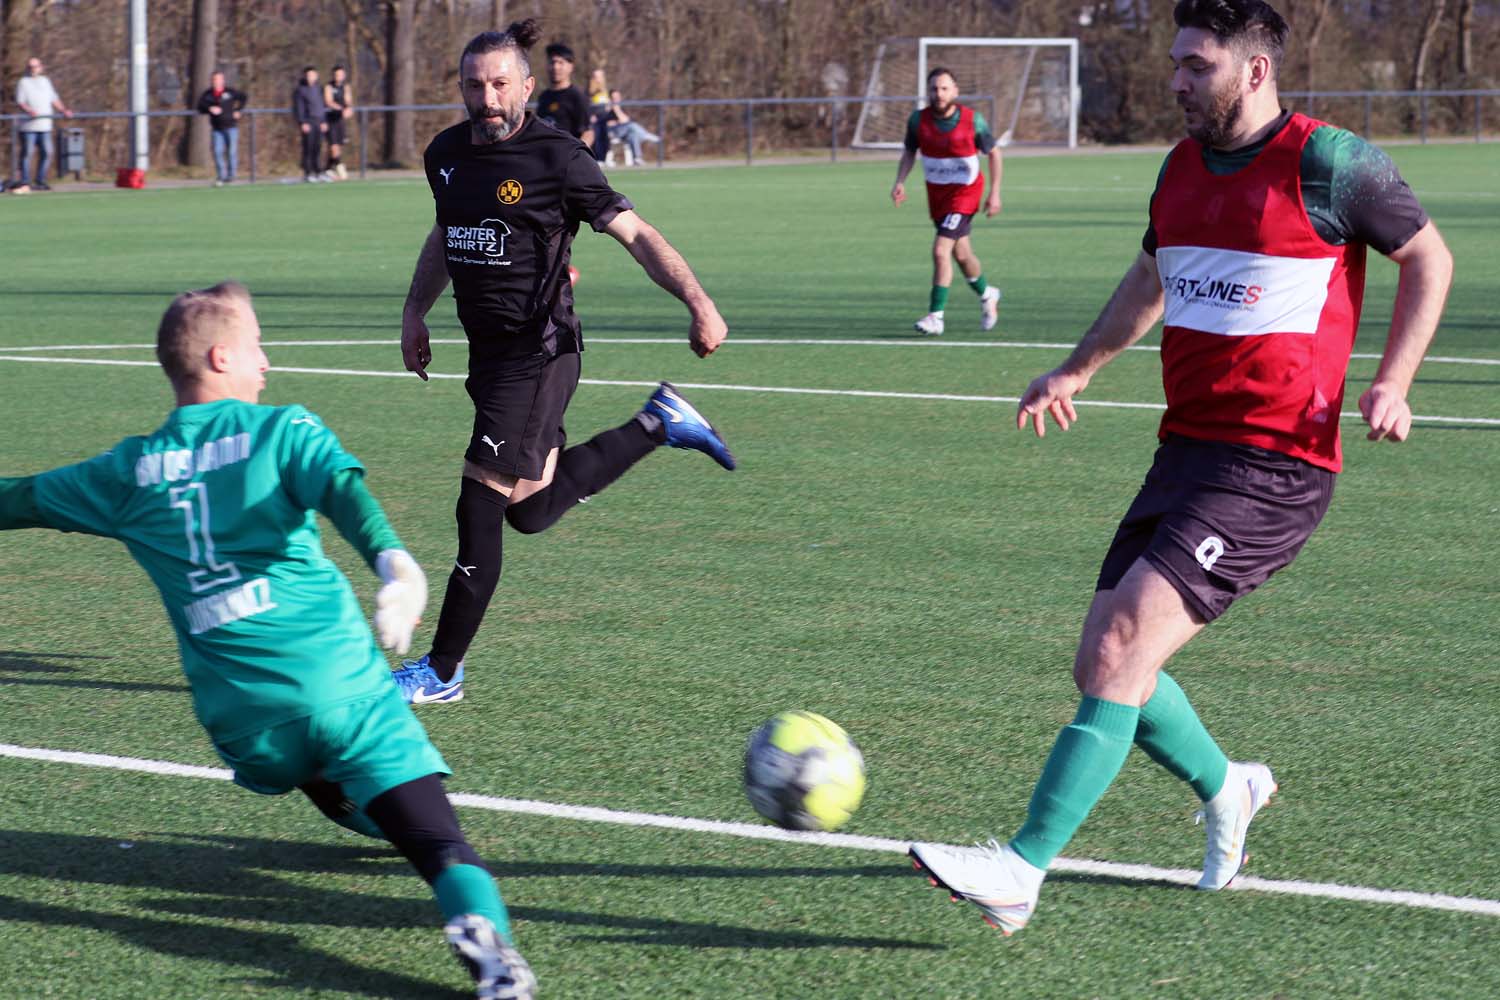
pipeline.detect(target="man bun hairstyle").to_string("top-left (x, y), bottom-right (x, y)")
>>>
top-left (461, 18), bottom-right (541, 78)
top-left (157, 281), bottom-right (252, 389)
top-left (1173, 0), bottom-right (1289, 76)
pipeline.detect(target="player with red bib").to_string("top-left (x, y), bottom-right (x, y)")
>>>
top-left (908, 0), bottom-right (1453, 936)
top-left (891, 67), bottom-right (1003, 336)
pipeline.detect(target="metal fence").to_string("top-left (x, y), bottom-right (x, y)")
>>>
top-left (6, 89), bottom-right (1496, 186)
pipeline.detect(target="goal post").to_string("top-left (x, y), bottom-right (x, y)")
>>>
top-left (851, 36), bottom-right (1080, 150)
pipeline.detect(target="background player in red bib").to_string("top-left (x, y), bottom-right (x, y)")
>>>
top-left (909, 0), bottom-right (1453, 935)
top-left (891, 67), bottom-right (1004, 336)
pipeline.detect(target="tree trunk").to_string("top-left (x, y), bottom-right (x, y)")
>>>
top-left (1301, 0), bottom-right (1334, 93)
top-left (0, 0), bottom-right (36, 103)
top-left (1408, 0), bottom-right (1448, 90)
top-left (383, 0), bottom-right (417, 166)
top-left (1455, 0), bottom-right (1473, 77)
top-left (490, 0), bottom-right (507, 28)
top-left (183, 0), bottom-right (219, 168)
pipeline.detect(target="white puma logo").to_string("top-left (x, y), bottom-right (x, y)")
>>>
top-left (439, 167), bottom-right (455, 184)
top-left (481, 435), bottom-right (505, 455)
top-left (291, 416), bottom-right (318, 427)
top-left (455, 562), bottom-right (476, 577)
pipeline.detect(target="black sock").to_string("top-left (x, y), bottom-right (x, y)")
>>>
top-left (429, 478), bottom-right (507, 678)
top-left (505, 418), bottom-right (658, 534)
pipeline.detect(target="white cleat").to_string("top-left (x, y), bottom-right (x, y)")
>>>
top-left (908, 839), bottom-right (1045, 935)
top-left (980, 286), bottom-right (1002, 331)
top-left (1196, 761), bottom-right (1278, 890)
top-left (914, 312), bottom-right (945, 336)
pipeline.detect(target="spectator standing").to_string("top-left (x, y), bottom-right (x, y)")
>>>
top-left (15, 56), bottom-right (72, 191)
top-left (533, 42), bottom-right (592, 147)
top-left (323, 65), bottom-right (354, 180)
top-left (197, 70), bottom-right (247, 186)
top-left (292, 66), bottom-right (329, 183)
top-left (587, 67), bottom-right (611, 162)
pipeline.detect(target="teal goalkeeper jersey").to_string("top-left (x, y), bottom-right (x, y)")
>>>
top-left (32, 399), bottom-right (392, 741)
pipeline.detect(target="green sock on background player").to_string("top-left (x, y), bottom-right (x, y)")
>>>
top-left (1009, 697), bottom-right (1139, 870)
top-left (966, 274), bottom-right (990, 296)
top-left (433, 864), bottom-right (514, 942)
top-left (929, 285), bottom-right (949, 314)
top-left (1134, 671), bottom-right (1230, 801)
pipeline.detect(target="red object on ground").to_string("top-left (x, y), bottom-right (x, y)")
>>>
top-left (115, 168), bottom-right (146, 188)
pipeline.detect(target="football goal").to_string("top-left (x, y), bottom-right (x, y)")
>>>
top-left (851, 37), bottom-right (1080, 149)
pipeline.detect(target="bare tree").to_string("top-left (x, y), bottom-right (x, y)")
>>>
top-left (1455, 0), bottom-right (1474, 77)
top-left (182, 0), bottom-right (219, 167)
top-left (1409, 0), bottom-right (1448, 90)
top-left (384, 0), bottom-right (417, 165)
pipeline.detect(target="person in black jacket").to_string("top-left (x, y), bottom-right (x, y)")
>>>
top-left (291, 66), bottom-right (328, 182)
top-left (196, 71), bottom-right (246, 186)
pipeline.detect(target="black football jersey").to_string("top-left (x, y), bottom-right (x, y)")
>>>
top-left (423, 116), bottom-right (632, 366)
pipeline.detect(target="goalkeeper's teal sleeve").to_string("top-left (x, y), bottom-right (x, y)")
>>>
top-left (318, 468), bottom-right (404, 572)
top-left (0, 476), bottom-right (49, 531)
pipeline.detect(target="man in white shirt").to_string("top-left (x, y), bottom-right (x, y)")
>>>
top-left (15, 56), bottom-right (72, 190)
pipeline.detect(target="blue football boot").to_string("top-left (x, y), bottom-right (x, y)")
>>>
top-left (393, 654), bottom-right (465, 705)
top-left (644, 382), bottom-right (736, 470)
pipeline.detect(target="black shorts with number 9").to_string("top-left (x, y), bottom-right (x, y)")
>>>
top-left (463, 351), bottom-right (580, 481)
top-left (1095, 435), bottom-right (1336, 622)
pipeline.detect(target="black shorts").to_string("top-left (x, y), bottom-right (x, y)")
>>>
top-left (464, 351), bottom-right (580, 480)
top-left (326, 115), bottom-right (347, 145)
top-left (933, 212), bottom-right (974, 240)
top-left (1096, 435), bottom-right (1336, 622)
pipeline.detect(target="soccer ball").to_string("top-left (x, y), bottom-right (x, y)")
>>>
top-left (744, 711), bottom-right (866, 831)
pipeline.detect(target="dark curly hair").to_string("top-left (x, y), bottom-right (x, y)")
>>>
top-left (1173, 0), bottom-right (1289, 75)
top-left (460, 18), bottom-right (542, 78)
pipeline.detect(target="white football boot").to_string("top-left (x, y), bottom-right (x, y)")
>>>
top-left (980, 286), bottom-right (1002, 331)
top-left (914, 312), bottom-right (945, 336)
top-left (445, 914), bottom-right (537, 1000)
top-left (909, 838), bottom-right (1045, 935)
top-left (1196, 760), bottom-right (1278, 890)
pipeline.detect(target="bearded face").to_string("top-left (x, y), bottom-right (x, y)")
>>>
top-left (1180, 77), bottom-right (1244, 148)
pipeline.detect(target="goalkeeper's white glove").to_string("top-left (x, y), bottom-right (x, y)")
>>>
top-left (373, 548), bottom-right (427, 655)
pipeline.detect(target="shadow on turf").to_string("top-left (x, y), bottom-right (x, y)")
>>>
top-left (0, 829), bottom-right (940, 985)
top-left (0, 650), bottom-right (187, 694)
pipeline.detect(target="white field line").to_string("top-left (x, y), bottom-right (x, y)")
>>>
top-left (3, 353), bottom-right (1499, 427)
top-left (4, 336), bottom-right (1500, 369)
top-left (0, 742), bottom-right (1495, 919)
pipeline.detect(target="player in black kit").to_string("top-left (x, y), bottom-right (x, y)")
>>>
top-left (395, 19), bottom-right (734, 711)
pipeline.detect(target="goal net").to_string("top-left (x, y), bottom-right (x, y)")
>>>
top-left (851, 37), bottom-right (1080, 149)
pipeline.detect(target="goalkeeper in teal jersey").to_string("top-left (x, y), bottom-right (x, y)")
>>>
top-left (0, 282), bottom-right (535, 1000)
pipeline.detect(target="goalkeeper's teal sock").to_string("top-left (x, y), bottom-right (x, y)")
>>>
top-left (1134, 671), bottom-right (1230, 802)
top-left (1009, 697), bottom-right (1139, 870)
top-left (433, 864), bottom-right (513, 942)
top-left (929, 285), bottom-right (949, 313)
top-left (967, 274), bottom-right (990, 296)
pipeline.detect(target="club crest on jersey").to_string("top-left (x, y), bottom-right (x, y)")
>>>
top-left (497, 179), bottom-right (523, 204)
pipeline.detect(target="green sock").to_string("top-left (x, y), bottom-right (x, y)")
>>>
top-left (966, 274), bottom-right (990, 296)
top-left (1135, 672), bottom-right (1229, 802)
top-left (929, 285), bottom-right (949, 313)
top-left (1009, 697), bottom-right (1139, 870)
top-left (432, 863), bottom-right (513, 942)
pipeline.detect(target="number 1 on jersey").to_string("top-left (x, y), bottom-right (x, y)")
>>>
top-left (169, 483), bottom-right (242, 593)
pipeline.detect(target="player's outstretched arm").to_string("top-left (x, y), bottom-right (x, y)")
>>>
top-left (1359, 221), bottom-right (1453, 443)
top-left (1017, 250), bottom-right (1164, 438)
top-left (401, 224), bottom-right (450, 380)
top-left (319, 469), bottom-right (427, 653)
top-left (0, 476), bottom-right (50, 531)
top-left (604, 209), bottom-right (727, 358)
